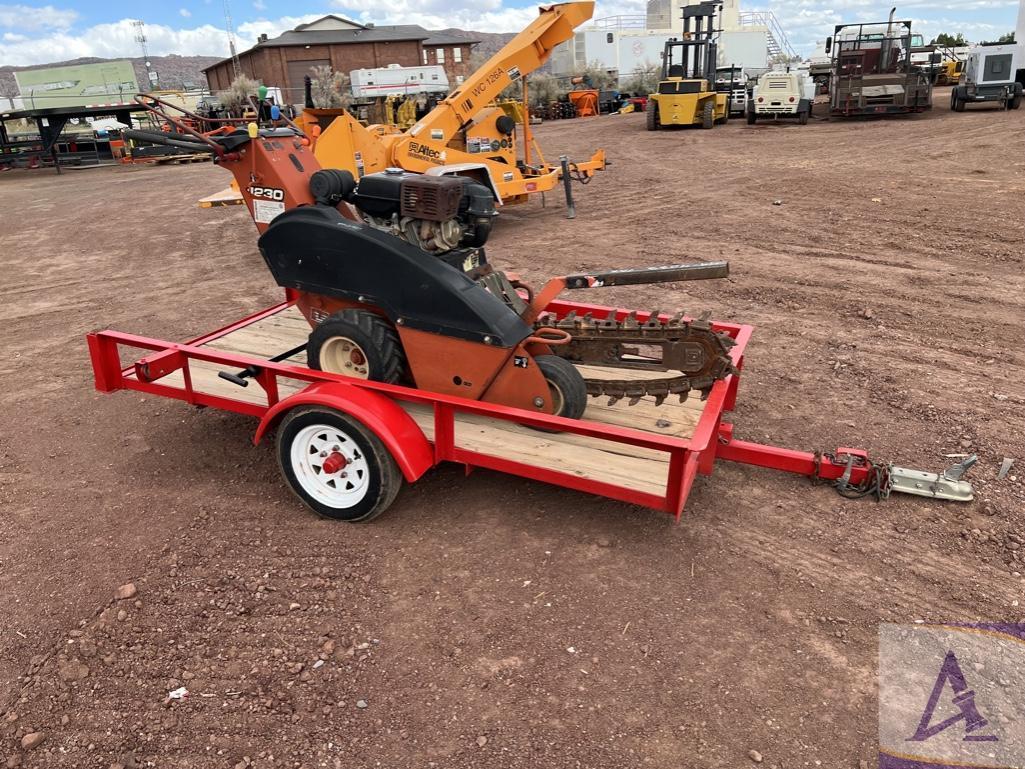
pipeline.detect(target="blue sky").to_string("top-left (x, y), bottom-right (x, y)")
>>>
top-left (0, 0), bottom-right (1020, 66)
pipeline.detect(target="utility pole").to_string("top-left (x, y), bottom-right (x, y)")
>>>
top-left (223, 0), bottom-right (242, 80)
top-left (132, 20), bottom-right (159, 89)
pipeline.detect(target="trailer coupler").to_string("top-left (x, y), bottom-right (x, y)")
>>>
top-left (832, 452), bottom-right (976, 502)
top-left (885, 455), bottom-right (976, 502)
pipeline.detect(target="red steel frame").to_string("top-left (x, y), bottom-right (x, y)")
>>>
top-left (86, 292), bottom-right (876, 517)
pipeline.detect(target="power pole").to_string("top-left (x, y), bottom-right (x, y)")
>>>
top-left (223, 0), bottom-right (242, 80)
top-left (132, 20), bottom-right (159, 89)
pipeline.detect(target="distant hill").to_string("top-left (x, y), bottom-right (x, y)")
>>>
top-left (0, 31), bottom-right (520, 99)
top-left (0, 55), bottom-right (223, 99)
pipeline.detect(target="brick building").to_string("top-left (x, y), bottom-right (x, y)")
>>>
top-left (202, 16), bottom-right (480, 103)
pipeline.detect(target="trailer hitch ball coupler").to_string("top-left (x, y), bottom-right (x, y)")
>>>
top-left (887, 454), bottom-right (977, 503)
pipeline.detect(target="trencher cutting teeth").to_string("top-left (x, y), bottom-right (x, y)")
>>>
top-left (534, 309), bottom-right (738, 405)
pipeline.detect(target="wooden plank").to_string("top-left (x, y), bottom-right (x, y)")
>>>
top-left (134, 362), bottom-right (673, 496)
top-left (400, 402), bottom-right (670, 495)
top-left (198, 186), bottom-right (245, 208)
top-left (119, 305), bottom-right (716, 497)
top-left (200, 306), bottom-right (705, 440)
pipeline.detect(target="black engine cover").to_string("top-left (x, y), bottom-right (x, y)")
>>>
top-left (257, 205), bottom-right (530, 348)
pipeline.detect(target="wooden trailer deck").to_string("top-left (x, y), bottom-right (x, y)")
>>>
top-left (132, 304), bottom-right (714, 498)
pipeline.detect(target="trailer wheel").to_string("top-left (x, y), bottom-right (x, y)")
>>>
top-left (646, 101), bottom-right (659, 130)
top-left (308, 309), bottom-right (404, 383)
top-left (701, 101), bottom-right (715, 129)
top-left (1009, 95), bottom-right (1021, 110)
top-left (276, 407), bottom-right (402, 521)
top-left (537, 355), bottom-right (587, 421)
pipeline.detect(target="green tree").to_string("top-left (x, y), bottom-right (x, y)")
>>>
top-left (996, 31), bottom-right (1015, 43)
top-left (623, 60), bottom-right (661, 94)
top-left (309, 65), bottom-right (351, 109)
top-left (578, 60), bottom-right (617, 90)
top-left (770, 53), bottom-right (803, 66)
top-left (217, 74), bottom-right (261, 116)
top-left (526, 72), bottom-right (565, 106)
top-left (931, 32), bottom-right (967, 46)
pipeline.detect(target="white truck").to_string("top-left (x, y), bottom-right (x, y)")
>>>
top-left (746, 70), bottom-right (814, 124)
top-left (715, 66), bottom-right (748, 116)
top-left (950, 43), bottom-right (1022, 111)
top-left (349, 64), bottom-right (449, 99)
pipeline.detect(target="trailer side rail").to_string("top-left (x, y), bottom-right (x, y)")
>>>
top-left (87, 299), bottom-right (753, 517)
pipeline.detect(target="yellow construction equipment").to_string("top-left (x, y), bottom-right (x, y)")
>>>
top-left (305, 1), bottom-right (605, 205)
top-left (646, 0), bottom-right (729, 130)
top-left (936, 58), bottom-right (965, 86)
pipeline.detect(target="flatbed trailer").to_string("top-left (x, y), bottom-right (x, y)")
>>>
top-left (87, 292), bottom-right (975, 519)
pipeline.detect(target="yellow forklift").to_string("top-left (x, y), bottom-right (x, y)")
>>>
top-left (646, 0), bottom-right (729, 130)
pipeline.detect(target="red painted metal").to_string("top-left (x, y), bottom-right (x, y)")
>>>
top-left (714, 429), bottom-right (874, 486)
top-left (252, 381), bottom-right (434, 483)
top-left (85, 293), bottom-right (878, 516)
top-left (322, 452), bottom-right (347, 475)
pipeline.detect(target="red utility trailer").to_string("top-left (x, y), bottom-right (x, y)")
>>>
top-left (88, 290), bottom-right (972, 521)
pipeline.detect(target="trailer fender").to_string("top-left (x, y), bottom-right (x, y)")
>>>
top-left (253, 381), bottom-right (433, 482)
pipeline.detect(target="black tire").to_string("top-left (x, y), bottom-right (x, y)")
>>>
top-left (701, 101), bottom-right (715, 129)
top-left (1009, 95), bottom-right (1021, 110)
top-left (746, 108), bottom-right (756, 125)
top-left (953, 91), bottom-right (966, 112)
top-left (798, 108), bottom-right (809, 125)
top-left (276, 407), bottom-right (402, 521)
top-left (307, 309), bottom-right (404, 383)
top-left (950, 90), bottom-right (957, 111)
top-left (536, 355), bottom-right (587, 420)
top-left (646, 100), bottom-right (659, 130)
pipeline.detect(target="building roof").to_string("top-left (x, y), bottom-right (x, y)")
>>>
top-left (293, 15), bottom-right (366, 31)
top-left (422, 31), bottom-right (482, 46)
top-left (1, 101), bottom-right (146, 122)
top-left (202, 18), bottom-right (481, 73)
top-left (259, 24), bottom-right (430, 48)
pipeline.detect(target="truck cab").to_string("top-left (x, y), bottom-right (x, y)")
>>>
top-left (747, 71), bottom-right (812, 124)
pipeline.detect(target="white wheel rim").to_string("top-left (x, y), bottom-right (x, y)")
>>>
top-left (319, 336), bottom-right (370, 379)
top-left (290, 424), bottom-right (371, 509)
top-left (546, 380), bottom-right (565, 415)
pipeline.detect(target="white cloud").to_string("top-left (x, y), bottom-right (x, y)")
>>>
top-left (179, 8), bottom-right (191, 18)
top-left (236, 14), bottom-right (320, 39)
top-left (331, 0), bottom-right (538, 32)
top-left (0, 13), bottom-right (321, 66)
top-left (0, 3), bottom-right (77, 31)
top-left (0, 0), bottom-right (1017, 68)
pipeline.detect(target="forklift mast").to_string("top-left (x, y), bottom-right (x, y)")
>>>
top-left (662, 0), bottom-right (723, 82)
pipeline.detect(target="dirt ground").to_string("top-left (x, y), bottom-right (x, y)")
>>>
top-left (1, 89), bottom-right (1023, 769)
